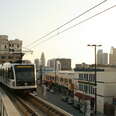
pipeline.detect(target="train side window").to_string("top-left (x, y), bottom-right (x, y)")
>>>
top-left (6, 70), bottom-right (8, 78)
top-left (3, 69), bottom-right (4, 79)
top-left (9, 68), bottom-right (14, 79)
top-left (8, 68), bottom-right (10, 79)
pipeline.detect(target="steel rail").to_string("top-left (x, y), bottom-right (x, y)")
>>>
top-left (16, 96), bottom-right (41, 116)
top-left (25, 93), bottom-right (73, 116)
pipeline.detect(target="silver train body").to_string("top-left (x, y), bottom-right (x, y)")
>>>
top-left (0, 62), bottom-right (37, 90)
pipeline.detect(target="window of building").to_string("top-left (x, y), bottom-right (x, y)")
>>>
top-left (89, 74), bottom-right (95, 82)
top-left (79, 74), bottom-right (83, 80)
top-left (84, 84), bottom-right (88, 93)
top-left (84, 74), bottom-right (88, 81)
top-left (79, 84), bottom-right (82, 91)
top-left (1, 56), bottom-right (6, 59)
top-left (17, 44), bottom-right (19, 48)
top-left (89, 86), bottom-right (95, 95)
top-left (5, 45), bottom-right (7, 49)
top-left (91, 74), bottom-right (95, 82)
top-left (93, 87), bottom-right (95, 94)
top-left (69, 79), bottom-right (72, 84)
top-left (88, 85), bottom-right (91, 94)
top-left (90, 86), bottom-right (93, 94)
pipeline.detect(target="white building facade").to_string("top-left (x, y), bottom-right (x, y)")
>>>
top-left (74, 67), bottom-right (116, 115)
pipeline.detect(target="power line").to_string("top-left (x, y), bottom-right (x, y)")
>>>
top-left (30, 5), bottom-right (116, 49)
top-left (22, 47), bottom-right (33, 54)
top-left (23, 47), bottom-right (33, 51)
top-left (26, 0), bottom-right (107, 48)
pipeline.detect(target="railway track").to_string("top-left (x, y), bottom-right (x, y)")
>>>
top-left (18, 93), bottom-right (73, 116)
top-left (15, 96), bottom-right (42, 116)
top-left (1, 86), bottom-right (73, 116)
top-left (0, 86), bottom-right (41, 116)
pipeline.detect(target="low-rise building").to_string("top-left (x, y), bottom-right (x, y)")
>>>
top-left (44, 71), bottom-right (76, 93)
top-left (45, 64), bottom-right (116, 115)
top-left (74, 66), bottom-right (116, 115)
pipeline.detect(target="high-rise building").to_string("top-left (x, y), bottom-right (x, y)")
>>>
top-left (47, 59), bottom-right (55, 68)
top-left (97, 49), bottom-right (108, 65)
top-left (47, 59), bottom-right (61, 71)
top-left (109, 47), bottom-right (116, 65)
top-left (0, 35), bottom-right (23, 63)
top-left (56, 58), bottom-right (71, 70)
top-left (56, 60), bottom-right (61, 71)
top-left (102, 53), bottom-right (108, 65)
top-left (40, 52), bottom-right (45, 67)
top-left (47, 58), bottom-right (71, 71)
top-left (97, 49), bottom-right (103, 65)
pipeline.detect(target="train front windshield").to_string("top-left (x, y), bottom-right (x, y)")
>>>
top-left (14, 65), bottom-right (35, 86)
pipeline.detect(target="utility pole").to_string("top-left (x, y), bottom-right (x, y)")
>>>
top-left (37, 65), bottom-right (43, 97)
top-left (55, 59), bottom-right (57, 84)
top-left (39, 65), bottom-right (43, 86)
top-left (87, 44), bottom-right (102, 115)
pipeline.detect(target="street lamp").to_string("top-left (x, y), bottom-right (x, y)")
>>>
top-left (55, 59), bottom-right (57, 84)
top-left (87, 44), bottom-right (102, 115)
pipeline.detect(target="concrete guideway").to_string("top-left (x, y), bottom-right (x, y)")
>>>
top-left (0, 87), bottom-right (20, 116)
top-left (27, 93), bottom-right (73, 116)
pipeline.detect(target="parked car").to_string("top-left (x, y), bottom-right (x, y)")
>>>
top-left (67, 97), bottom-right (74, 105)
top-left (32, 91), bottom-right (38, 96)
top-left (49, 89), bottom-right (54, 93)
top-left (73, 100), bottom-right (80, 110)
top-left (61, 96), bottom-right (69, 102)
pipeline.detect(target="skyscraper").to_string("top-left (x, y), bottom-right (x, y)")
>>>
top-left (97, 49), bottom-right (103, 65)
top-left (109, 47), bottom-right (116, 65)
top-left (102, 53), bottom-right (108, 65)
top-left (40, 52), bottom-right (45, 67)
top-left (47, 58), bottom-right (71, 70)
top-left (97, 49), bottom-right (108, 65)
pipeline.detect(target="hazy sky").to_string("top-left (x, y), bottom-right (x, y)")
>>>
top-left (0, 0), bottom-right (116, 67)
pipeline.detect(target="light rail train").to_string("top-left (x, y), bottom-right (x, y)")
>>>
top-left (0, 62), bottom-right (37, 91)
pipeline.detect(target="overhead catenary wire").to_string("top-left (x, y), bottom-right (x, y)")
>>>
top-left (26, 0), bottom-right (107, 48)
top-left (23, 47), bottom-right (33, 51)
top-left (30, 5), bottom-right (116, 49)
top-left (22, 47), bottom-right (33, 54)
